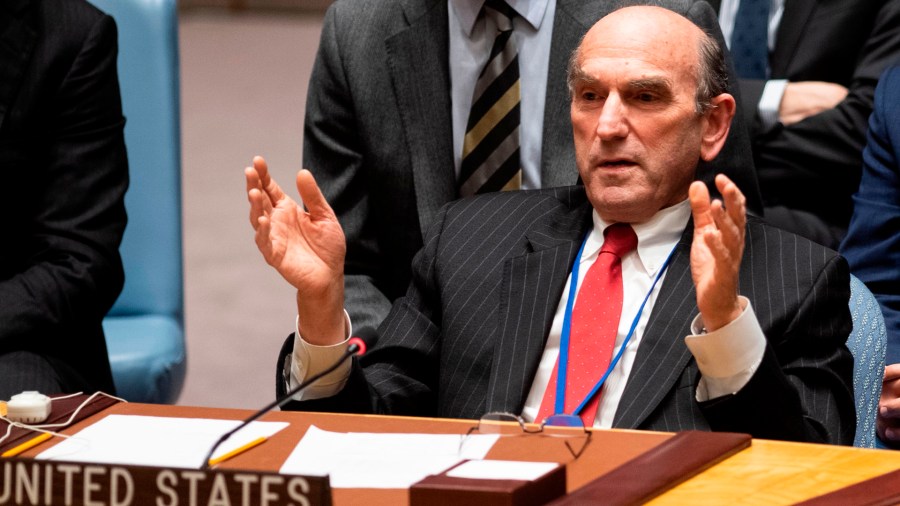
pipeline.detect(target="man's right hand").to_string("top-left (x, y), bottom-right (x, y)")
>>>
top-left (245, 156), bottom-right (346, 344)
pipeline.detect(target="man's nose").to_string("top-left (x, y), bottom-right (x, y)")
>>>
top-left (596, 95), bottom-right (628, 140)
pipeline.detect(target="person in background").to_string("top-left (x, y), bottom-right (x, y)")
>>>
top-left (715, 0), bottom-right (900, 248)
top-left (0, 0), bottom-right (128, 398)
top-left (840, 65), bottom-right (900, 448)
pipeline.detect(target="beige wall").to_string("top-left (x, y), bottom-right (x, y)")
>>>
top-left (177, 11), bottom-right (326, 408)
top-left (180, 0), bottom-right (332, 11)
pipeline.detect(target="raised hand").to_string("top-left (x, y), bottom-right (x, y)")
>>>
top-left (688, 174), bottom-right (747, 331)
top-left (245, 156), bottom-right (346, 343)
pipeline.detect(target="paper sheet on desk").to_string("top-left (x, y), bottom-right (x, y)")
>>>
top-left (280, 425), bottom-right (499, 488)
top-left (36, 414), bottom-right (288, 468)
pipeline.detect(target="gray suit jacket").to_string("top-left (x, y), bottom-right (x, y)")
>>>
top-left (281, 185), bottom-right (855, 444)
top-left (303, 0), bottom-right (763, 330)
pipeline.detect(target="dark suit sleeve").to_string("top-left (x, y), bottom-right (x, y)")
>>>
top-left (840, 66), bottom-right (900, 365)
top-left (700, 254), bottom-right (856, 445)
top-left (279, 203), bottom-right (450, 415)
top-left (752, 0), bottom-right (900, 189)
top-left (0, 15), bottom-right (127, 350)
top-left (303, 4), bottom-right (394, 332)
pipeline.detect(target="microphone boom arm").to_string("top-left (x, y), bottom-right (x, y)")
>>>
top-left (199, 342), bottom-right (361, 469)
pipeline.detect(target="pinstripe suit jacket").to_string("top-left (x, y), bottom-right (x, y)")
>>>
top-left (282, 185), bottom-right (856, 444)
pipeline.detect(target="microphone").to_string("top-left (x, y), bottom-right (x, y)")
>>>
top-left (199, 327), bottom-right (379, 469)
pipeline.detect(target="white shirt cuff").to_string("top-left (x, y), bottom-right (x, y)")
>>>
top-left (288, 311), bottom-right (353, 401)
top-left (684, 297), bottom-right (766, 401)
top-left (758, 79), bottom-right (789, 130)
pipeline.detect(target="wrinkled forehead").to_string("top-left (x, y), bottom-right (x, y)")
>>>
top-left (579, 6), bottom-right (703, 74)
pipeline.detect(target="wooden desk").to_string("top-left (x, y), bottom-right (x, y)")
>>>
top-left (26, 402), bottom-right (900, 505)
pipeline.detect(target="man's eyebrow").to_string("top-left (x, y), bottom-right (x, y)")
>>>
top-left (626, 77), bottom-right (673, 94)
top-left (570, 66), bottom-right (599, 87)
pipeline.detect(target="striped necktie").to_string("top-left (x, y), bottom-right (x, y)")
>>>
top-left (458, 0), bottom-right (521, 197)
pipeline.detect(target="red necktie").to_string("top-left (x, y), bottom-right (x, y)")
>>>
top-left (537, 223), bottom-right (638, 426)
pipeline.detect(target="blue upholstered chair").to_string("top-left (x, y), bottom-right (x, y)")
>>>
top-left (91, 0), bottom-right (185, 403)
top-left (848, 274), bottom-right (887, 448)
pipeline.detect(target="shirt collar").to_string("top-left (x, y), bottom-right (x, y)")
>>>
top-left (586, 200), bottom-right (691, 277)
top-left (450, 0), bottom-right (549, 36)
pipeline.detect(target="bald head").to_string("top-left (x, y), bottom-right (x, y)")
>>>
top-left (568, 6), bottom-right (727, 114)
top-left (566, 5), bottom-right (736, 224)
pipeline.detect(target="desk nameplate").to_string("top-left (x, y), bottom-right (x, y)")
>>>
top-left (0, 457), bottom-right (330, 506)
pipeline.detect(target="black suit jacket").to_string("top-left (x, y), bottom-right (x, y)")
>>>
top-left (304, 0), bottom-right (763, 331)
top-left (281, 186), bottom-right (855, 445)
top-left (0, 0), bottom-right (128, 392)
top-left (711, 0), bottom-right (900, 238)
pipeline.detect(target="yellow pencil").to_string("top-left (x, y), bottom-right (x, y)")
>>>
top-left (2, 432), bottom-right (53, 458)
top-left (207, 436), bottom-right (267, 467)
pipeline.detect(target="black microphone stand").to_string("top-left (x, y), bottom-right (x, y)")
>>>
top-left (199, 342), bottom-right (361, 470)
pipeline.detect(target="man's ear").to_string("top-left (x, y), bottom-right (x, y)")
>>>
top-left (699, 93), bottom-right (736, 162)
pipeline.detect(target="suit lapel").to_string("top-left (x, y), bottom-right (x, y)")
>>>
top-left (486, 190), bottom-right (592, 413)
top-left (0, 0), bottom-right (36, 130)
top-left (771, 0), bottom-right (816, 75)
top-left (386, 0), bottom-right (456, 234)
top-left (613, 223), bottom-right (699, 429)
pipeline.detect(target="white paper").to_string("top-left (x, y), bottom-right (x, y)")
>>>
top-left (446, 459), bottom-right (559, 481)
top-left (279, 425), bottom-right (499, 488)
top-left (36, 414), bottom-right (288, 469)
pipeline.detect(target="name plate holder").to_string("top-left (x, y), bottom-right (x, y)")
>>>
top-left (411, 460), bottom-right (566, 506)
top-left (0, 457), bottom-right (331, 506)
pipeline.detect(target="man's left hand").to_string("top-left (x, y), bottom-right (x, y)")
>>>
top-left (688, 174), bottom-right (747, 331)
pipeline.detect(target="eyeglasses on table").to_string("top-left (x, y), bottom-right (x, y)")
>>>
top-left (460, 412), bottom-right (592, 460)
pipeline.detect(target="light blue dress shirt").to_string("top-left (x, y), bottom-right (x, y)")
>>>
top-left (448, 0), bottom-right (555, 190)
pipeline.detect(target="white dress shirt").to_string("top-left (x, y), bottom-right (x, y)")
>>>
top-left (288, 201), bottom-right (767, 427)
top-left (520, 201), bottom-right (766, 427)
top-left (448, 0), bottom-right (555, 189)
top-left (719, 0), bottom-right (787, 130)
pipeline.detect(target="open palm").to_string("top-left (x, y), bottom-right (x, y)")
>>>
top-left (246, 156), bottom-right (345, 300)
top-left (688, 175), bottom-right (746, 331)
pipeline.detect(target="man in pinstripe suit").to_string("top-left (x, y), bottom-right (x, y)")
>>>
top-left (247, 5), bottom-right (854, 444)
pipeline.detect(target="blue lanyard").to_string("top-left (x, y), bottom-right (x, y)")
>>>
top-left (553, 233), bottom-right (678, 416)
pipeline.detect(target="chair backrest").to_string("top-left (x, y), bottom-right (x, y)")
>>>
top-left (848, 274), bottom-right (887, 448)
top-left (90, 0), bottom-right (183, 321)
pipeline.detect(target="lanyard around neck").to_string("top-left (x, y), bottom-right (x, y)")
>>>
top-left (553, 232), bottom-right (678, 417)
